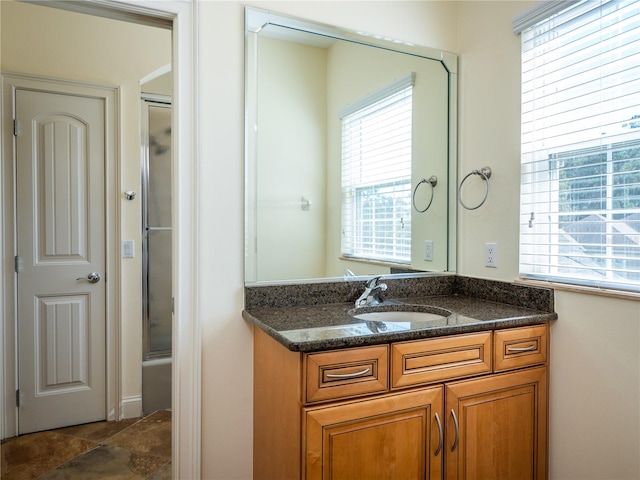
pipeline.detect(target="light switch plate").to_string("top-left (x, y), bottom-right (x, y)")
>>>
top-left (122, 240), bottom-right (134, 258)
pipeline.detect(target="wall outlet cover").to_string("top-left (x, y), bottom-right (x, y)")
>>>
top-left (485, 242), bottom-right (497, 267)
top-left (424, 240), bottom-right (433, 261)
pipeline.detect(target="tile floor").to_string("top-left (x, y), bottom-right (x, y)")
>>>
top-left (1, 410), bottom-right (171, 480)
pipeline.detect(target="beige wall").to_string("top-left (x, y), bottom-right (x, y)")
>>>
top-left (1, 0), bottom-right (171, 416)
top-left (3, 1), bottom-right (638, 478)
top-left (199, 1), bottom-right (640, 478)
top-left (456, 2), bottom-right (640, 479)
top-left (198, 2), bottom-right (459, 478)
top-left (142, 70), bottom-right (172, 97)
top-left (253, 37), bottom-right (328, 281)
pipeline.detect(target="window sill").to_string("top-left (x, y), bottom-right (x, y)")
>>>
top-left (516, 278), bottom-right (640, 302)
top-left (339, 256), bottom-right (412, 270)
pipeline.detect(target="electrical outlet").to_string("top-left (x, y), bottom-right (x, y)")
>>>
top-left (424, 240), bottom-right (433, 261)
top-left (485, 242), bottom-right (497, 267)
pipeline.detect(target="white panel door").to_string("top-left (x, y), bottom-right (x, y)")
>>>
top-left (15, 89), bottom-right (106, 434)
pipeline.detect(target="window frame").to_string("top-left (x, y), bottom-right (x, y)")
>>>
top-left (340, 73), bottom-right (415, 265)
top-left (517, 0), bottom-right (640, 293)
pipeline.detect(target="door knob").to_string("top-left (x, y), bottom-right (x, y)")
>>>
top-left (77, 272), bottom-right (101, 283)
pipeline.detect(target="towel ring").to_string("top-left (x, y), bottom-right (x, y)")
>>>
top-left (458, 167), bottom-right (492, 210)
top-left (412, 176), bottom-right (438, 213)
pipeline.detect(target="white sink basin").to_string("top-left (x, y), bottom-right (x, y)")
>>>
top-left (280, 305), bottom-right (453, 342)
top-left (352, 310), bottom-right (447, 322)
top-left (348, 304), bottom-right (452, 324)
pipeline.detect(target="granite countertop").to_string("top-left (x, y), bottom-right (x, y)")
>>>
top-left (243, 285), bottom-right (557, 352)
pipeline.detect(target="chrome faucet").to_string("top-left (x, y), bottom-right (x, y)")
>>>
top-left (355, 276), bottom-right (388, 308)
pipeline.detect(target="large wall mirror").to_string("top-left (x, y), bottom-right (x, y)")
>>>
top-left (245, 7), bottom-right (457, 284)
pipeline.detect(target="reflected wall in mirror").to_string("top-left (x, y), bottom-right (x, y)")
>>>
top-left (245, 7), bottom-right (457, 284)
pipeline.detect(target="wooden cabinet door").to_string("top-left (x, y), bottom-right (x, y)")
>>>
top-left (445, 367), bottom-right (548, 480)
top-left (305, 387), bottom-right (444, 480)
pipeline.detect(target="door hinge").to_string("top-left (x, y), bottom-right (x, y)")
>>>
top-left (13, 119), bottom-right (20, 137)
top-left (14, 255), bottom-right (23, 273)
top-left (16, 389), bottom-right (20, 407)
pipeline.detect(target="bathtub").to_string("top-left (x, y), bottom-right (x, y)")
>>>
top-left (142, 357), bottom-right (172, 414)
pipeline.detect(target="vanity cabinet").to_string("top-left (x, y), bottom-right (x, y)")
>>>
top-left (445, 366), bottom-right (547, 479)
top-left (305, 387), bottom-right (443, 479)
top-left (253, 323), bottom-right (549, 480)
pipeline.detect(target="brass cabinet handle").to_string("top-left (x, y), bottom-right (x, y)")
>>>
top-left (325, 367), bottom-right (370, 378)
top-left (434, 412), bottom-right (443, 456)
top-left (507, 344), bottom-right (536, 352)
top-left (451, 409), bottom-right (459, 452)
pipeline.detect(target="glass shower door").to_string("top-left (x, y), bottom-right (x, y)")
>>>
top-left (143, 98), bottom-right (172, 359)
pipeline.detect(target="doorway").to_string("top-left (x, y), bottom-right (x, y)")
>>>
top-left (2, 0), bottom-right (170, 430)
top-left (1, 0), bottom-right (200, 477)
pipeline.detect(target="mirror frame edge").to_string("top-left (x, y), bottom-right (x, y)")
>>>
top-left (244, 6), bottom-right (458, 286)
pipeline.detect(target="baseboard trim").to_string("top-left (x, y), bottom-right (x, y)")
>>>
top-left (121, 395), bottom-right (143, 419)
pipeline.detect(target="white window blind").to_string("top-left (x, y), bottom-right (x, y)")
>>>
top-left (519, 0), bottom-right (640, 291)
top-left (341, 73), bottom-right (414, 264)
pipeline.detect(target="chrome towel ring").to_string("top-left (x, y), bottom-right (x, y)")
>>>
top-left (412, 175), bottom-right (438, 213)
top-left (458, 166), bottom-right (492, 210)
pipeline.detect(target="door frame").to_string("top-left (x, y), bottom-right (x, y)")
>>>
top-left (0, 1), bottom-right (200, 479)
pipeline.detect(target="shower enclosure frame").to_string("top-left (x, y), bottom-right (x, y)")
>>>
top-left (141, 94), bottom-right (172, 361)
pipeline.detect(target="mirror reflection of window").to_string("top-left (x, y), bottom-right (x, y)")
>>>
top-left (341, 73), bottom-right (415, 264)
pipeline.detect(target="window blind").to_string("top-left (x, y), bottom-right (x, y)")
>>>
top-left (512, 0), bottom-right (580, 34)
top-left (341, 74), bottom-right (414, 264)
top-left (519, 0), bottom-right (640, 291)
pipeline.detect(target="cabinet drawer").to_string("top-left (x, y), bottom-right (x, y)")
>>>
top-left (494, 324), bottom-right (548, 372)
top-left (305, 345), bottom-right (388, 404)
top-left (391, 332), bottom-right (492, 388)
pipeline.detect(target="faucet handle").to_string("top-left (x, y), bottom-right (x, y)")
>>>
top-left (366, 276), bottom-right (383, 288)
